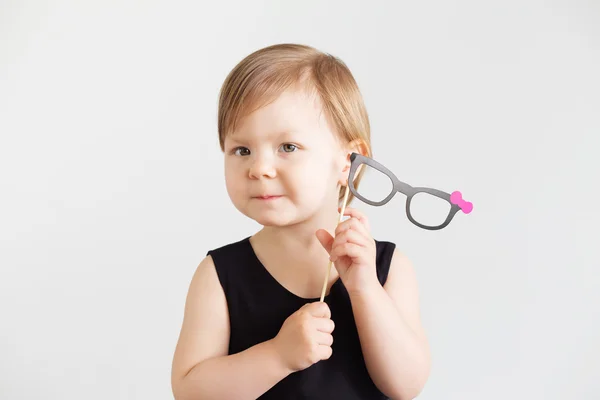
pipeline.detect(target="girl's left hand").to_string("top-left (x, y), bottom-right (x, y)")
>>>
top-left (316, 206), bottom-right (380, 295)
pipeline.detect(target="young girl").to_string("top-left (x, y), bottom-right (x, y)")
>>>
top-left (171, 43), bottom-right (431, 400)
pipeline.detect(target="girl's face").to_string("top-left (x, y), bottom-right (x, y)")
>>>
top-left (223, 87), bottom-right (347, 227)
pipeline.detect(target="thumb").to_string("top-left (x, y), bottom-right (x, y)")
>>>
top-left (315, 229), bottom-right (334, 254)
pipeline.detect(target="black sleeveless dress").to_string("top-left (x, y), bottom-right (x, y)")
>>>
top-left (206, 236), bottom-right (396, 400)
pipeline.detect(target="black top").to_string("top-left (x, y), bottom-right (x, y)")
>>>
top-left (206, 236), bottom-right (396, 400)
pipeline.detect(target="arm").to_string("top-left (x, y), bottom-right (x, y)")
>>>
top-left (349, 249), bottom-right (431, 400)
top-left (171, 255), bottom-right (291, 400)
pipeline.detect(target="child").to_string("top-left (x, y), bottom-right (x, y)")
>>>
top-left (171, 43), bottom-right (431, 400)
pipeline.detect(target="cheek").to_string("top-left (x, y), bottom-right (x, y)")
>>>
top-left (224, 164), bottom-right (244, 198)
top-left (287, 161), bottom-right (336, 196)
top-left (287, 161), bottom-right (319, 184)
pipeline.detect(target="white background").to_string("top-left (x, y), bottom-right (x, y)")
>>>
top-left (1, 1), bottom-right (599, 399)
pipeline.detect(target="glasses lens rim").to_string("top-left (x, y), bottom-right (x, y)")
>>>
top-left (407, 191), bottom-right (452, 228)
top-left (354, 163), bottom-right (396, 203)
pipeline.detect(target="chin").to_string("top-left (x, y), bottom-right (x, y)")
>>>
top-left (242, 204), bottom-right (299, 227)
top-left (251, 212), bottom-right (296, 227)
top-left (236, 198), bottom-right (319, 227)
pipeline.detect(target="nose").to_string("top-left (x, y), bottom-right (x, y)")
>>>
top-left (248, 154), bottom-right (277, 179)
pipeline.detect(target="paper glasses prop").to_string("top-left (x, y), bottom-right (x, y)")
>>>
top-left (319, 152), bottom-right (473, 301)
top-left (347, 152), bottom-right (473, 230)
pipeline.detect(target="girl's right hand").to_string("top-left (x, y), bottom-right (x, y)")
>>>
top-left (270, 301), bottom-right (335, 373)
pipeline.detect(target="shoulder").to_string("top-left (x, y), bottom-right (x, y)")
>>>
top-left (206, 235), bottom-right (251, 258)
top-left (204, 235), bottom-right (253, 292)
top-left (374, 238), bottom-right (396, 260)
top-left (378, 242), bottom-right (426, 337)
top-left (382, 242), bottom-right (418, 294)
top-left (372, 238), bottom-right (396, 285)
top-left (184, 234), bottom-right (253, 324)
top-left (372, 238), bottom-right (420, 309)
top-left (372, 238), bottom-right (412, 280)
top-left (186, 250), bottom-right (233, 325)
top-left (206, 235), bottom-right (251, 268)
top-left (187, 254), bottom-right (224, 306)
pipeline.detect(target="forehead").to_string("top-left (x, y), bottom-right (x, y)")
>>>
top-left (227, 88), bottom-right (336, 144)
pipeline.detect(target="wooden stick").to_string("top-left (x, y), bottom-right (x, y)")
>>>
top-left (320, 185), bottom-right (351, 302)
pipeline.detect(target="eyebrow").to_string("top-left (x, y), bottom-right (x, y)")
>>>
top-left (272, 130), bottom-right (300, 141)
top-left (226, 130), bottom-right (300, 145)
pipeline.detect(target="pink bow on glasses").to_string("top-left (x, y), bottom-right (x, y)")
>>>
top-left (450, 191), bottom-right (473, 214)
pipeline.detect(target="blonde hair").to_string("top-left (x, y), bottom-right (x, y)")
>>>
top-left (217, 43), bottom-right (372, 205)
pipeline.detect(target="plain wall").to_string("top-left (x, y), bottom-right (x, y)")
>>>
top-left (1, 0), bottom-right (598, 399)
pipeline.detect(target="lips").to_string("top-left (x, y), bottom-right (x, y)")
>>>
top-left (252, 193), bottom-right (283, 200)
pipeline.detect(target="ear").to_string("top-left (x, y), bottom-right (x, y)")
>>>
top-left (338, 138), bottom-right (370, 186)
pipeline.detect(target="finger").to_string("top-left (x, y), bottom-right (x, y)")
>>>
top-left (318, 344), bottom-right (333, 360)
top-left (330, 218), bottom-right (373, 248)
top-left (315, 229), bottom-right (334, 254)
top-left (315, 331), bottom-right (334, 346)
top-left (330, 242), bottom-right (363, 261)
top-left (307, 301), bottom-right (331, 319)
top-left (338, 206), bottom-right (371, 232)
top-left (335, 217), bottom-right (370, 241)
top-left (341, 206), bottom-right (368, 226)
top-left (332, 228), bottom-right (368, 250)
top-left (314, 317), bottom-right (335, 333)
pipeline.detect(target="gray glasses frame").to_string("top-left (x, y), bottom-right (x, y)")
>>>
top-left (347, 152), bottom-right (473, 230)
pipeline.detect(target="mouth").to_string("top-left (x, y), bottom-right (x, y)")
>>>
top-left (254, 195), bottom-right (283, 200)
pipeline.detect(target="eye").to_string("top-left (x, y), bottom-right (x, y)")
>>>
top-left (280, 143), bottom-right (298, 153)
top-left (233, 147), bottom-right (250, 156)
